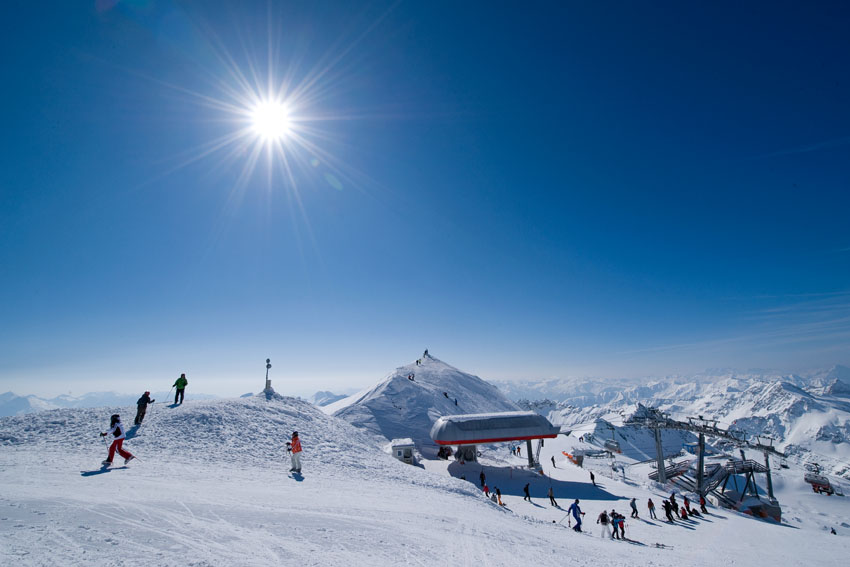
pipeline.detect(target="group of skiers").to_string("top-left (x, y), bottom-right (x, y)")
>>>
top-left (659, 492), bottom-right (707, 522)
top-left (130, 374), bottom-right (189, 427)
top-left (99, 372), bottom-right (306, 473)
top-left (99, 374), bottom-right (190, 465)
top-left (477, 464), bottom-right (712, 542)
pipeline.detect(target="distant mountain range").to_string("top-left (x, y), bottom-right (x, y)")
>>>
top-left (495, 365), bottom-right (850, 479)
top-left (0, 391), bottom-right (219, 418)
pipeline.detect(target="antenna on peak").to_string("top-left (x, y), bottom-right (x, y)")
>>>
top-left (264, 358), bottom-right (273, 393)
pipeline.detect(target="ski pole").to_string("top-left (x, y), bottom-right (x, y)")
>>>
top-left (167, 385), bottom-right (175, 404)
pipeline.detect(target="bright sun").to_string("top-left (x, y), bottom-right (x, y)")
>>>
top-left (251, 101), bottom-right (290, 141)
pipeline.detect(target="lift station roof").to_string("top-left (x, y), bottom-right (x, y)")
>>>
top-left (430, 411), bottom-right (561, 446)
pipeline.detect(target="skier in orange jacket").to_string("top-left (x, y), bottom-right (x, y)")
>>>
top-left (290, 431), bottom-right (302, 473)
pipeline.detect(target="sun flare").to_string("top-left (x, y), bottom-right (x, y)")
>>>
top-left (251, 101), bottom-right (291, 141)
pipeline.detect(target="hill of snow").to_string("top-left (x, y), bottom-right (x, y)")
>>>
top-left (328, 355), bottom-right (520, 455)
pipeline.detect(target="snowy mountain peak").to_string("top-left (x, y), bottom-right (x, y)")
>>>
top-left (329, 355), bottom-right (520, 455)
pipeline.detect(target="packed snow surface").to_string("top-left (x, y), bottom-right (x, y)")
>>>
top-left (2, 391), bottom-right (849, 566)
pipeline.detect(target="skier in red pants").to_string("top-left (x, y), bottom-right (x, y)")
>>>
top-left (100, 414), bottom-right (135, 466)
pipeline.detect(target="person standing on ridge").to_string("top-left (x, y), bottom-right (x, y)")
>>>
top-left (100, 414), bottom-right (135, 466)
top-left (548, 486), bottom-right (557, 507)
top-left (568, 499), bottom-right (584, 532)
top-left (523, 483), bottom-right (531, 501)
top-left (479, 470), bottom-right (486, 488)
top-left (483, 484), bottom-right (490, 497)
top-left (495, 487), bottom-right (503, 506)
top-left (134, 391), bottom-right (155, 425)
top-left (289, 431), bottom-right (303, 473)
top-left (173, 373), bottom-right (188, 404)
top-left (423, 349), bottom-right (429, 357)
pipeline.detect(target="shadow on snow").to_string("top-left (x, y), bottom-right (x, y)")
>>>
top-left (448, 462), bottom-right (624, 502)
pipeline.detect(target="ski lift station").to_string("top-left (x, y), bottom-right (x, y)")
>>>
top-left (390, 438), bottom-right (416, 465)
top-left (430, 411), bottom-right (561, 467)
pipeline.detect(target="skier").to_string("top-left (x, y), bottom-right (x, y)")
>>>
top-left (680, 506), bottom-right (688, 520)
top-left (523, 483), bottom-right (531, 501)
top-left (483, 484), bottom-right (490, 497)
top-left (173, 373), bottom-right (188, 404)
top-left (662, 500), bottom-right (675, 523)
top-left (517, 445), bottom-right (521, 457)
top-left (669, 493), bottom-right (679, 516)
top-left (551, 456), bottom-right (556, 468)
top-left (683, 495), bottom-right (691, 514)
top-left (590, 471), bottom-right (596, 486)
top-left (496, 487), bottom-right (503, 506)
top-left (611, 510), bottom-right (625, 539)
top-left (597, 510), bottom-right (612, 539)
top-left (699, 495), bottom-right (708, 514)
top-left (289, 431), bottom-right (302, 473)
top-left (630, 497), bottom-right (639, 518)
top-left (548, 486), bottom-right (557, 507)
top-left (134, 391), bottom-right (155, 425)
top-left (99, 414), bottom-right (135, 466)
top-left (480, 470), bottom-right (486, 488)
top-left (423, 348), bottom-right (428, 357)
top-left (568, 499), bottom-right (584, 532)
top-left (647, 498), bottom-right (657, 519)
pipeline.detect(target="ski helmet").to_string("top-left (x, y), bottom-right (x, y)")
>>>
top-left (292, 431), bottom-right (298, 437)
top-left (110, 414), bottom-right (120, 423)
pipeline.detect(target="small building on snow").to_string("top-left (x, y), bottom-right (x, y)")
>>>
top-left (390, 438), bottom-right (416, 464)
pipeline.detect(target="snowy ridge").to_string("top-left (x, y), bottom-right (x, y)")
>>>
top-left (504, 366), bottom-right (850, 479)
top-left (329, 355), bottom-right (520, 454)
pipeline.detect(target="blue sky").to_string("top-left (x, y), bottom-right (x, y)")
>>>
top-left (2, 1), bottom-right (849, 397)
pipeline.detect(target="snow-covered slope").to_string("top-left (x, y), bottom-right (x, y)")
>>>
top-left (328, 355), bottom-right (520, 454)
top-left (2, 391), bottom-right (849, 566)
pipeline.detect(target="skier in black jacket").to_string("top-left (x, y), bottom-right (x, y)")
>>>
top-left (134, 391), bottom-right (155, 425)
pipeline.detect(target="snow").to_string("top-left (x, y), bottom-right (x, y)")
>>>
top-left (2, 384), bottom-right (850, 565)
top-left (328, 355), bottom-right (519, 456)
top-left (505, 368), bottom-right (850, 479)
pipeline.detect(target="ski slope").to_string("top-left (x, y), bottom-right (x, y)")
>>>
top-left (1, 393), bottom-right (848, 566)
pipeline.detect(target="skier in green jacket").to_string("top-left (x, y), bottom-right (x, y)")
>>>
top-left (173, 373), bottom-right (188, 404)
